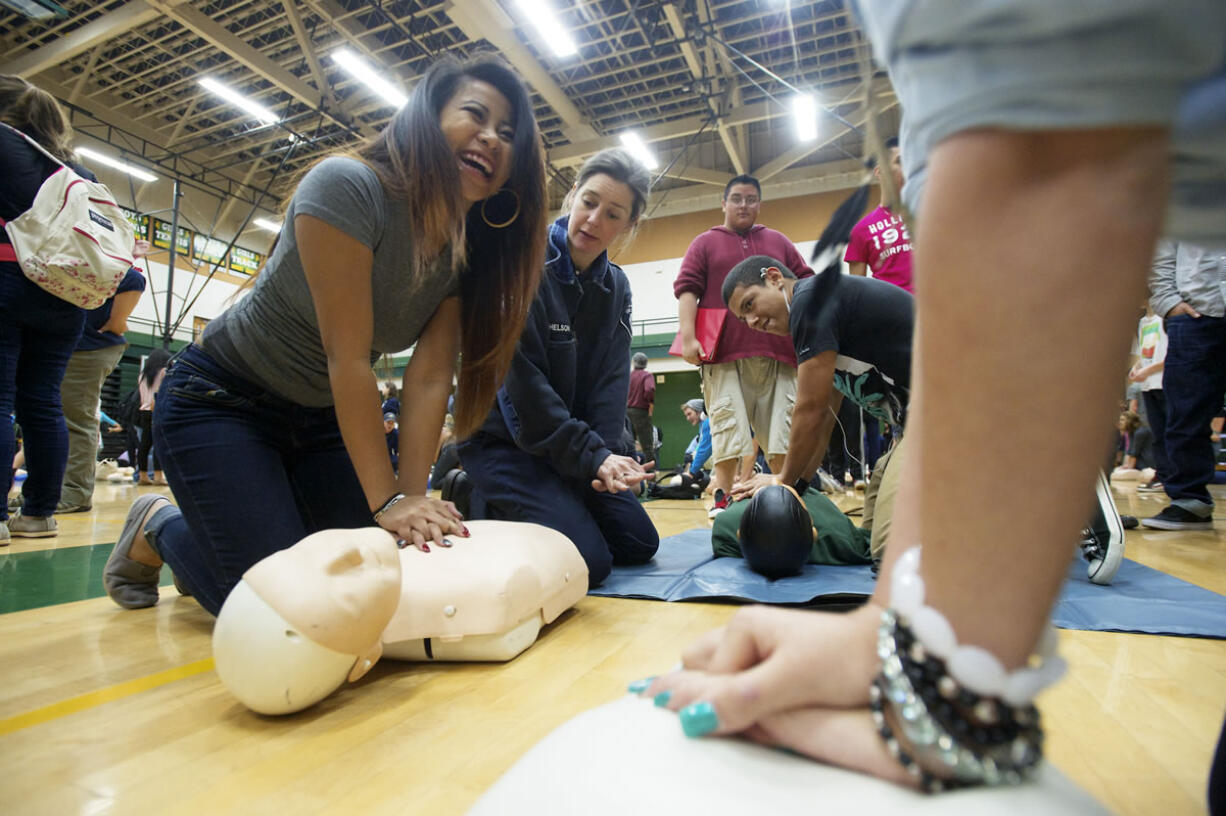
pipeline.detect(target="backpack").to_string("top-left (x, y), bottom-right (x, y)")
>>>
top-left (0, 123), bottom-right (134, 309)
top-left (116, 387), bottom-right (141, 427)
top-left (646, 468), bottom-right (709, 500)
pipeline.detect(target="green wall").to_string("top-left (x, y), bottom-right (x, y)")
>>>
top-left (627, 331), bottom-right (702, 471)
top-left (650, 368), bottom-right (702, 470)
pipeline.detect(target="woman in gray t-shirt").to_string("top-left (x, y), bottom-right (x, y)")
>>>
top-left (103, 54), bottom-right (548, 617)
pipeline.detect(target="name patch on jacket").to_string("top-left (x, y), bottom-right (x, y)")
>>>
top-left (548, 322), bottom-right (572, 340)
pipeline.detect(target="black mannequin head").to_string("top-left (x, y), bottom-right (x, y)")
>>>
top-left (738, 484), bottom-right (815, 578)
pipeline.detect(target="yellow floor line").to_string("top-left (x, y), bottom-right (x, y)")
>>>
top-left (0, 658), bottom-right (215, 737)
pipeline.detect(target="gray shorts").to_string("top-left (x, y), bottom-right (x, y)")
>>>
top-left (856, 0), bottom-right (1226, 246)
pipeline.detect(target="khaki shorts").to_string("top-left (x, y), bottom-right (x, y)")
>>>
top-left (863, 436), bottom-right (906, 562)
top-left (702, 357), bottom-right (795, 464)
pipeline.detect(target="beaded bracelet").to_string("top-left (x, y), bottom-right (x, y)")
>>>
top-left (889, 547), bottom-right (1066, 705)
top-left (873, 610), bottom-right (1045, 792)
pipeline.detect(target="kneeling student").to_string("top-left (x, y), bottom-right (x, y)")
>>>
top-left (721, 255), bottom-right (913, 502)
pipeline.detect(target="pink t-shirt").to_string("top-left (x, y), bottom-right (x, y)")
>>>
top-left (844, 205), bottom-right (914, 293)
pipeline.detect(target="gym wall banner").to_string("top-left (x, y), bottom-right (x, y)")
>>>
top-left (122, 210), bottom-right (262, 275)
top-left (151, 218), bottom-right (191, 255)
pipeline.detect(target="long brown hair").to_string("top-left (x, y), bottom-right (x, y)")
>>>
top-left (452, 56), bottom-right (546, 438)
top-left (0, 75), bottom-right (74, 163)
top-left (249, 56), bottom-right (546, 435)
top-left (356, 54), bottom-right (545, 438)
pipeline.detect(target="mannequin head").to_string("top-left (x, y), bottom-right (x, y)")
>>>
top-left (213, 528), bottom-right (402, 715)
top-left (213, 581), bottom-right (369, 715)
top-left (737, 484), bottom-right (815, 578)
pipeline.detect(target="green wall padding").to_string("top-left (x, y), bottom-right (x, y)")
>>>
top-left (650, 369), bottom-right (702, 470)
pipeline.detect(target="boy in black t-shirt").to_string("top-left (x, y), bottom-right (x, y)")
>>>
top-left (721, 255), bottom-right (914, 500)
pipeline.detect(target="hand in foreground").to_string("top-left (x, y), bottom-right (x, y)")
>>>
top-left (640, 604), bottom-right (881, 730)
top-left (742, 706), bottom-right (915, 787)
top-left (377, 494), bottom-right (466, 552)
top-left (638, 603), bottom-right (914, 784)
top-left (592, 455), bottom-right (654, 493)
top-left (729, 472), bottom-right (778, 501)
top-left (681, 336), bottom-right (706, 367)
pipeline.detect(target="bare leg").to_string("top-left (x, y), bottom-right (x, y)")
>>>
top-left (737, 451), bottom-right (756, 484)
top-left (642, 125), bottom-right (1174, 782)
top-left (127, 498), bottom-right (170, 567)
top-left (711, 458), bottom-right (738, 496)
top-left (767, 454), bottom-right (785, 476)
top-left (879, 127), bottom-right (1168, 667)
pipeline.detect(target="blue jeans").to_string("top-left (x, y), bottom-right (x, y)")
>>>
top-left (0, 264), bottom-right (85, 520)
top-left (150, 344), bottom-right (371, 616)
top-left (459, 433), bottom-right (659, 588)
top-left (1141, 390), bottom-right (1172, 485)
top-left (1161, 314), bottom-right (1226, 513)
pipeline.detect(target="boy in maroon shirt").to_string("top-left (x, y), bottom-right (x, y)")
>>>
top-left (625, 352), bottom-right (656, 463)
top-left (673, 175), bottom-right (813, 515)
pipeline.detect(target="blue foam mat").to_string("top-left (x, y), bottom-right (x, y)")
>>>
top-left (590, 529), bottom-right (1226, 638)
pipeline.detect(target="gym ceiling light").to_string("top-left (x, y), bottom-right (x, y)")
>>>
top-left (0, 0), bottom-right (67, 20)
top-left (331, 49), bottom-right (407, 109)
top-left (75, 147), bottom-right (158, 183)
top-left (792, 94), bottom-right (819, 142)
top-left (514, 0), bottom-right (578, 58)
top-left (619, 131), bottom-right (659, 171)
top-left (198, 77), bottom-right (279, 125)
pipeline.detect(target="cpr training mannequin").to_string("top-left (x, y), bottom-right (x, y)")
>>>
top-left (213, 520), bottom-right (588, 715)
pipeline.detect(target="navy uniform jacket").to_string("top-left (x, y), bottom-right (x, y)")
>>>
top-left (477, 216), bottom-right (634, 481)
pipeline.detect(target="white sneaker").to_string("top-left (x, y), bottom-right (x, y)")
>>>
top-left (0, 521), bottom-right (9, 546)
top-left (95, 459), bottom-right (120, 480)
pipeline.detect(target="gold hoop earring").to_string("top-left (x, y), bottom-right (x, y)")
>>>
top-left (481, 189), bottom-right (520, 229)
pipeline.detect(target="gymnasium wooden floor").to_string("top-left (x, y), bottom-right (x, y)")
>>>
top-left (1, 479), bottom-right (1223, 815)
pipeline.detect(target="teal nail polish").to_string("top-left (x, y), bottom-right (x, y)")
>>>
top-left (679, 701), bottom-right (719, 737)
top-left (627, 677), bottom-right (655, 695)
top-left (653, 690), bottom-right (672, 707)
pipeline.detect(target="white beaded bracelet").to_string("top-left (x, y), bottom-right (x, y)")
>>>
top-left (889, 547), bottom-right (1066, 706)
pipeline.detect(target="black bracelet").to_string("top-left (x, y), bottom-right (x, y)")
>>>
top-left (873, 611), bottom-right (1044, 791)
top-left (373, 492), bottom-right (407, 523)
top-left (792, 477), bottom-right (810, 495)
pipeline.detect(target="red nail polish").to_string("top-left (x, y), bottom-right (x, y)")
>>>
top-left (421, 543), bottom-right (430, 552)
top-left (462, 526), bottom-right (471, 537)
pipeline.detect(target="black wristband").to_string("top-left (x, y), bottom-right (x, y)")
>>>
top-left (792, 477), bottom-right (810, 495)
top-left (373, 492), bottom-right (406, 523)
